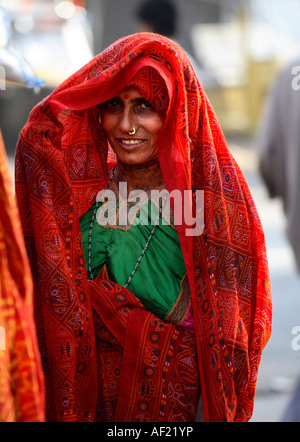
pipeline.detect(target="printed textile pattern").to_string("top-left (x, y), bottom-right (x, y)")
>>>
top-left (90, 277), bottom-right (199, 422)
top-left (15, 32), bottom-right (272, 422)
top-left (127, 66), bottom-right (169, 119)
top-left (0, 131), bottom-right (45, 422)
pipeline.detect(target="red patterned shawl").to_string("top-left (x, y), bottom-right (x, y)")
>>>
top-left (0, 130), bottom-right (45, 422)
top-left (15, 33), bottom-right (272, 422)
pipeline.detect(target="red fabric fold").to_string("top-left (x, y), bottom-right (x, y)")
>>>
top-left (90, 279), bottom-right (199, 422)
top-left (0, 130), bottom-right (45, 422)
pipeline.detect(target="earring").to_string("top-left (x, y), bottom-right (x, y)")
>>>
top-left (129, 128), bottom-right (136, 136)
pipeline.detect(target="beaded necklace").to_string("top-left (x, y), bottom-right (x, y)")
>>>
top-left (88, 167), bottom-right (165, 287)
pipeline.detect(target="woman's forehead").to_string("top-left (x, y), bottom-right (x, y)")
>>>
top-left (118, 86), bottom-right (145, 101)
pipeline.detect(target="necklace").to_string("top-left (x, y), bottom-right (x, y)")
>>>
top-left (88, 167), bottom-right (164, 287)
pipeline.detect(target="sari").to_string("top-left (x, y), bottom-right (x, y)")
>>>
top-left (0, 130), bottom-right (45, 422)
top-left (15, 32), bottom-right (272, 422)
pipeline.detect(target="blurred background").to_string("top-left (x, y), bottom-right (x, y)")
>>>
top-left (1, 0), bottom-right (300, 422)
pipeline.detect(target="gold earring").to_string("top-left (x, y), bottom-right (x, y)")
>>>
top-left (129, 128), bottom-right (136, 136)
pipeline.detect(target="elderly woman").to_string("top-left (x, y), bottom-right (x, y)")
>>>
top-left (15, 33), bottom-right (272, 422)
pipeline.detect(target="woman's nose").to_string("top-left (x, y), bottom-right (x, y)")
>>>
top-left (118, 107), bottom-right (136, 133)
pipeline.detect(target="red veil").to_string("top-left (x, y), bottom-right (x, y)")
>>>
top-left (15, 33), bottom-right (272, 422)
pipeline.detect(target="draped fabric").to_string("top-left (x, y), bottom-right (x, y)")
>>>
top-left (0, 130), bottom-right (45, 422)
top-left (90, 274), bottom-right (199, 422)
top-left (15, 33), bottom-right (272, 422)
top-left (80, 198), bottom-right (193, 329)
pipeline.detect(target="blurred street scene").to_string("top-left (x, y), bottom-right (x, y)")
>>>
top-left (229, 138), bottom-right (300, 422)
top-left (1, 0), bottom-right (300, 422)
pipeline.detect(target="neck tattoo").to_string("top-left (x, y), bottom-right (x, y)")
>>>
top-left (88, 165), bottom-right (166, 285)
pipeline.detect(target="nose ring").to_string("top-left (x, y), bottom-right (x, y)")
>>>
top-left (129, 128), bottom-right (136, 136)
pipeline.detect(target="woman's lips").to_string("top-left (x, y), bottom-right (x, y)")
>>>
top-left (117, 139), bottom-right (145, 149)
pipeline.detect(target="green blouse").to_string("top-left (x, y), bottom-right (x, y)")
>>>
top-left (80, 197), bottom-right (188, 321)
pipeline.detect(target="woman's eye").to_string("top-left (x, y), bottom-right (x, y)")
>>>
top-left (138, 99), bottom-right (153, 110)
top-left (104, 98), bottom-right (122, 110)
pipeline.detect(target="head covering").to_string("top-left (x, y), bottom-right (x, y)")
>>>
top-left (15, 32), bottom-right (272, 422)
top-left (126, 65), bottom-right (169, 119)
top-left (0, 130), bottom-right (45, 422)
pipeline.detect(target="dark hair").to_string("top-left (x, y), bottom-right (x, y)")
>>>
top-left (136, 0), bottom-right (177, 36)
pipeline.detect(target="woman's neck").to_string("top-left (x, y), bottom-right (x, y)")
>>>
top-left (115, 157), bottom-right (165, 194)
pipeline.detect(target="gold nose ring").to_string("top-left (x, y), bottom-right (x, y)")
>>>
top-left (129, 128), bottom-right (136, 136)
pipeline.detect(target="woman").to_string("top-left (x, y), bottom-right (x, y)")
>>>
top-left (15, 33), bottom-right (272, 422)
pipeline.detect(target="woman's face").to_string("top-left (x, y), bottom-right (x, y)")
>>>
top-left (100, 87), bottom-right (164, 165)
